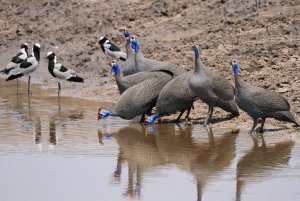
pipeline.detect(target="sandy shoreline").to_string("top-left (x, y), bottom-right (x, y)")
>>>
top-left (0, 0), bottom-right (299, 139)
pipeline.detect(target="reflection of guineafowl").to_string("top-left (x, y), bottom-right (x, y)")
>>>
top-left (98, 36), bottom-right (126, 61)
top-left (189, 43), bottom-right (239, 125)
top-left (1, 43), bottom-right (29, 75)
top-left (47, 51), bottom-right (83, 97)
top-left (229, 59), bottom-right (299, 134)
top-left (145, 72), bottom-right (198, 124)
top-left (129, 35), bottom-right (185, 76)
top-left (107, 60), bottom-right (164, 94)
top-left (98, 70), bottom-right (173, 121)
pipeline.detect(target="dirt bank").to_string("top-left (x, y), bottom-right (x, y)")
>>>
top-left (0, 0), bottom-right (299, 133)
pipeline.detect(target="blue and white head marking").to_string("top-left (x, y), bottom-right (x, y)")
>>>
top-left (230, 59), bottom-right (239, 75)
top-left (119, 27), bottom-right (131, 38)
top-left (192, 42), bottom-right (200, 57)
top-left (130, 35), bottom-right (139, 53)
top-left (110, 60), bottom-right (120, 76)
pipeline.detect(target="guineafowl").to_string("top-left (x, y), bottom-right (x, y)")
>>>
top-left (98, 70), bottom-right (173, 121)
top-left (129, 35), bottom-right (185, 76)
top-left (145, 72), bottom-right (198, 124)
top-left (229, 59), bottom-right (299, 134)
top-left (189, 43), bottom-right (239, 126)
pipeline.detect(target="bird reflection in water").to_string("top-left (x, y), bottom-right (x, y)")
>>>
top-left (236, 134), bottom-right (295, 201)
top-left (34, 117), bottom-right (42, 144)
top-left (48, 110), bottom-right (84, 145)
top-left (107, 124), bottom-right (239, 200)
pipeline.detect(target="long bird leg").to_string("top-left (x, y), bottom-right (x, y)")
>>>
top-left (184, 107), bottom-right (192, 122)
top-left (27, 75), bottom-right (31, 95)
top-left (58, 82), bottom-right (61, 97)
top-left (259, 118), bottom-right (266, 133)
top-left (16, 78), bottom-right (19, 95)
top-left (175, 109), bottom-right (185, 123)
top-left (204, 106), bottom-right (214, 126)
top-left (249, 118), bottom-right (259, 134)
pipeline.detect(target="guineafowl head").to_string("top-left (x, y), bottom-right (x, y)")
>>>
top-left (192, 42), bottom-right (200, 57)
top-left (130, 35), bottom-right (139, 53)
top-left (97, 108), bottom-right (112, 121)
top-left (119, 27), bottom-right (131, 38)
top-left (229, 59), bottom-right (239, 75)
top-left (107, 60), bottom-right (120, 76)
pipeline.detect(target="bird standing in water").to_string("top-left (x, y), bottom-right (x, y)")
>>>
top-left (6, 43), bottom-right (41, 95)
top-left (1, 42), bottom-right (29, 94)
top-left (229, 59), bottom-right (299, 134)
top-left (47, 51), bottom-right (84, 97)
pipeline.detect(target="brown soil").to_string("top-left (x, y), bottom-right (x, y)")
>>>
top-left (0, 0), bottom-right (299, 133)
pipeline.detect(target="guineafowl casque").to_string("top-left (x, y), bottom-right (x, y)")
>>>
top-left (189, 42), bottom-right (239, 126)
top-left (229, 59), bottom-right (299, 134)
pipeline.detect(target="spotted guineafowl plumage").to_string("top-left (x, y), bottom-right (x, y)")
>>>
top-left (229, 59), bottom-right (299, 134)
top-left (189, 43), bottom-right (239, 125)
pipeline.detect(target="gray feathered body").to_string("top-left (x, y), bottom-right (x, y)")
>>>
top-left (156, 72), bottom-right (198, 115)
top-left (114, 71), bottom-right (173, 119)
top-left (189, 60), bottom-right (239, 115)
top-left (122, 40), bottom-right (136, 76)
top-left (234, 77), bottom-right (298, 124)
top-left (134, 51), bottom-right (185, 76)
top-left (115, 71), bottom-right (160, 94)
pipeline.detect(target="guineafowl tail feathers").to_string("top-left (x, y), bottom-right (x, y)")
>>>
top-left (67, 76), bottom-right (84, 83)
top-left (275, 111), bottom-right (299, 126)
top-left (0, 68), bottom-right (13, 75)
top-left (6, 73), bottom-right (23, 81)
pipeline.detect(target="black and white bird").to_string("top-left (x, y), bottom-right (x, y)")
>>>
top-left (1, 42), bottom-right (29, 75)
top-left (6, 43), bottom-right (41, 95)
top-left (47, 51), bottom-right (84, 97)
top-left (98, 36), bottom-right (126, 61)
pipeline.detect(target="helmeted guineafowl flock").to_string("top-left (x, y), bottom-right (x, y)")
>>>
top-left (1, 27), bottom-right (298, 134)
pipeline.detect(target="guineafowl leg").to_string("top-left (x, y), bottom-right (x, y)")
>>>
top-left (184, 107), bottom-right (192, 122)
top-left (175, 109), bottom-right (185, 123)
top-left (259, 118), bottom-right (266, 133)
top-left (204, 106), bottom-right (213, 126)
top-left (249, 118), bottom-right (259, 134)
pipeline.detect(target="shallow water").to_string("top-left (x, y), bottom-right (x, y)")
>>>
top-left (0, 79), bottom-right (300, 201)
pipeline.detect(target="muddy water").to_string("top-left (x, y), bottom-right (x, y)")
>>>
top-left (0, 79), bottom-right (300, 201)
